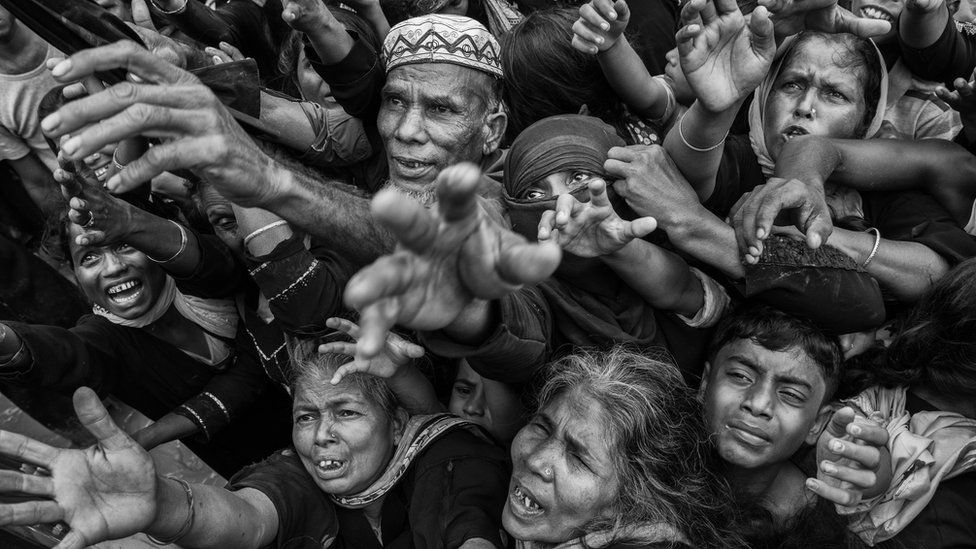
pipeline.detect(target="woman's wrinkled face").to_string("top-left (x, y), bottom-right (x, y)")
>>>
top-left (68, 224), bottom-right (167, 319)
top-left (503, 391), bottom-right (620, 544)
top-left (519, 170), bottom-right (600, 201)
top-left (292, 371), bottom-right (400, 496)
top-left (199, 185), bottom-right (241, 257)
top-left (448, 360), bottom-right (526, 444)
top-left (762, 37), bottom-right (868, 160)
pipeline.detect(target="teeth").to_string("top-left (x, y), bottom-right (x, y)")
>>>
top-left (317, 459), bottom-right (343, 470)
top-left (861, 6), bottom-right (892, 21)
top-left (94, 166), bottom-right (110, 180)
top-left (513, 485), bottom-right (542, 511)
top-left (108, 280), bottom-right (140, 294)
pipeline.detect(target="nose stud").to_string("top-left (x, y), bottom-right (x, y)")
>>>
top-left (810, 108), bottom-right (817, 117)
top-left (544, 467), bottom-right (553, 478)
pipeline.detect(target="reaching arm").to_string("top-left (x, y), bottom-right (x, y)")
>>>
top-left (602, 240), bottom-right (705, 316)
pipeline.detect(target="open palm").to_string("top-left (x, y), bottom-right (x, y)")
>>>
top-left (0, 388), bottom-right (157, 549)
top-left (678, 0), bottom-right (775, 113)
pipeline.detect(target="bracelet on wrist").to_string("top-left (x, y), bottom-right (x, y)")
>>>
top-left (862, 227), bottom-right (881, 269)
top-left (147, 220), bottom-right (188, 264)
top-left (678, 112), bottom-right (728, 153)
top-left (146, 477), bottom-right (195, 545)
top-left (243, 220), bottom-right (289, 247)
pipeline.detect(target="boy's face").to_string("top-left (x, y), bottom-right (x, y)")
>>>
top-left (701, 338), bottom-right (831, 470)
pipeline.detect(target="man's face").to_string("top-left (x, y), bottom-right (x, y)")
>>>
top-left (377, 63), bottom-right (502, 193)
top-left (702, 338), bottom-right (830, 470)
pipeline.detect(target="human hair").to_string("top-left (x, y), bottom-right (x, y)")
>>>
top-left (845, 259), bottom-right (976, 401)
top-left (707, 303), bottom-right (843, 401)
top-left (288, 350), bottom-right (400, 422)
top-left (500, 8), bottom-right (624, 141)
top-left (780, 32), bottom-right (883, 136)
top-left (534, 347), bottom-right (746, 549)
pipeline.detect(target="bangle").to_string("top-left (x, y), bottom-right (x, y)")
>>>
top-left (147, 220), bottom-right (188, 263)
top-left (678, 112), bottom-right (728, 153)
top-left (147, 477), bottom-right (195, 545)
top-left (150, 0), bottom-right (188, 14)
top-left (862, 227), bottom-right (881, 268)
top-left (243, 220), bottom-right (289, 247)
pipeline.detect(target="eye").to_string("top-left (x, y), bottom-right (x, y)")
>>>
top-left (521, 187), bottom-right (547, 201)
top-left (727, 370), bottom-right (753, 384)
top-left (384, 94), bottom-right (406, 109)
top-left (216, 218), bottom-right (238, 232)
top-left (338, 409), bottom-right (363, 419)
top-left (453, 384), bottom-right (472, 397)
top-left (116, 243), bottom-right (133, 253)
top-left (782, 81), bottom-right (803, 91)
top-left (779, 389), bottom-right (807, 404)
top-left (825, 89), bottom-right (848, 101)
top-left (570, 171), bottom-right (593, 185)
top-left (294, 412), bottom-right (317, 424)
top-left (529, 418), bottom-right (550, 435)
top-left (430, 104), bottom-right (454, 115)
top-left (80, 251), bottom-right (99, 266)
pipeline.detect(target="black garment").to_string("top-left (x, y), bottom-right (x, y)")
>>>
top-left (898, 14), bottom-right (976, 88)
top-left (0, 232), bottom-right (86, 327)
top-left (878, 393), bottom-right (976, 549)
top-left (228, 427), bottom-right (510, 549)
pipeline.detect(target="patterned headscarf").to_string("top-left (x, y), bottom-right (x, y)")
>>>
top-left (382, 14), bottom-right (503, 78)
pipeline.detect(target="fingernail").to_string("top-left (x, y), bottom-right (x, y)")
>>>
top-left (41, 113), bottom-right (61, 132)
top-left (756, 227), bottom-right (766, 239)
top-left (51, 59), bottom-right (72, 77)
top-left (597, 36), bottom-right (605, 44)
top-left (106, 174), bottom-right (121, 190)
top-left (849, 424), bottom-right (862, 436)
top-left (62, 136), bottom-right (81, 155)
top-left (602, 23), bottom-right (610, 30)
top-left (830, 439), bottom-right (844, 452)
top-left (821, 461), bottom-right (837, 474)
top-left (805, 478), bottom-right (817, 490)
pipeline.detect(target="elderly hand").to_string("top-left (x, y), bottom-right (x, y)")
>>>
top-left (572, 0), bottom-right (631, 55)
top-left (676, 0), bottom-right (775, 113)
top-left (604, 145), bottom-right (702, 224)
top-left (318, 317), bottom-right (426, 384)
top-left (343, 163), bottom-right (561, 362)
top-left (40, 41), bottom-right (278, 208)
top-left (729, 177), bottom-right (833, 261)
top-left (282, 0), bottom-right (336, 33)
top-left (537, 179), bottom-right (657, 257)
top-left (0, 387), bottom-right (157, 549)
top-left (54, 150), bottom-right (139, 249)
top-left (808, 407), bottom-right (892, 509)
top-left (759, 0), bottom-right (892, 38)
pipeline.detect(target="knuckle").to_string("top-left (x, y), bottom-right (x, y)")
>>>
top-left (109, 81), bottom-right (138, 101)
top-left (126, 103), bottom-right (157, 126)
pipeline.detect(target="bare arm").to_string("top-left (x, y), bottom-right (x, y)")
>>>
top-left (282, 0), bottom-right (356, 65)
top-left (602, 239), bottom-right (705, 315)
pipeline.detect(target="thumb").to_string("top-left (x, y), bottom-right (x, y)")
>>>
top-left (130, 0), bottom-right (157, 30)
top-left (803, 213), bottom-right (832, 250)
top-left (54, 529), bottom-right (88, 549)
top-left (629, 216), bottom-right (658, 238)
top-left (73, 387), bottom-right (132, 451)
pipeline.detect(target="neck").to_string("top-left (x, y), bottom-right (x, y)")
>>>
top-left (725, 461), bottom-right (783, 498)
top-left (912, 385), bottom-right (976, 418)
top-left (727, 460), bottom-right (813, 524)
top-left (0, 25), bottom-right (45, 72)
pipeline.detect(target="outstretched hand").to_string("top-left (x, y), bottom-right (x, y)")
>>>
top-left (41, 41), bottom-right (277, 208)
top-left (282, 0), bottom-right (336, 33)
top-left (537, 179), bottom-right (657, 257)
top-left (808, 407), bottom-right (891, 509)
top-left (54, 149), bottom-right (137, 249)
top-left (676, 0), bottom-right (775, 113)
top-left (572, 0), bottom-right (631, 54)
top-left (729, 177), bottom-right (833, 261)
top-left (0, 388), bottom-right (157, 549)
top-left (343, 163), bottom-right (562, 362)
top-left (759, 0), bottom-right (892, 38)
top-left (318, 317), bottom-right (425, 384)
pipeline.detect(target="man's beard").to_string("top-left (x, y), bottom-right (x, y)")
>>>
top-left (381, 180), bottom-right (439, 208)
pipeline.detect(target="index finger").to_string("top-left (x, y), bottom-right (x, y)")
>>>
top-left (50, 40), bottom-right (198, 87)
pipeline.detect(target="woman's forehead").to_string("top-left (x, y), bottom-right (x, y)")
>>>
top-left (782, 39), bottom-right (868, 87)
top-left (293, 373), bottom-right (372, 407)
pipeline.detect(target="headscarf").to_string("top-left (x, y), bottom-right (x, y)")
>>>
top-left (93, 275), bottom-right (239, 367)
top-left (747, 33), bottom-right (889, 177)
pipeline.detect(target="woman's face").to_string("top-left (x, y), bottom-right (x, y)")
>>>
top-left (199, 185), bottom-right (241, 257)
top-left (69, 224), bottom-right (167, 319)
top-left (762, 37), bottom-right (869, 160)
top-left (297, 49), bottom-right (332, 105)
top-left (519, 170), bottom-right (600, 201)
top-left (448, 360), bottom-right (526, 444)
top-left (292, 371), bottom-right (401, 496)
top-left (503, 391), bottom-right (620, 543)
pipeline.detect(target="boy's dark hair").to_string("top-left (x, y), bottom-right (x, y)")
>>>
top-left (707, 303), bottom-right (843, 401)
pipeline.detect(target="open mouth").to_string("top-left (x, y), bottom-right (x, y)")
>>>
top-left (510, 484), bottom-right (544, 516)
top-left (317, 459), bottom-right (345, 471)
top-left (859, 6), bottom-right (894, 21)
top-left (783, 125), bottom-right (810, 140)
top-left (392, 156), bottom-right (435, 177)
top-left (106, 279), bottom-right (143, 305)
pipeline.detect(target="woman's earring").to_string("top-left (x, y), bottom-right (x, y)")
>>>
top-left (810, 108), bottom-right (817, 118)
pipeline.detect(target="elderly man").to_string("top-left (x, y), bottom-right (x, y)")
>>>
top-left (46, 13), bottom-right (506, 265)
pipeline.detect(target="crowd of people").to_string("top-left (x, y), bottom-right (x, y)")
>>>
top-left (0, 0), bottom-right (974, 546)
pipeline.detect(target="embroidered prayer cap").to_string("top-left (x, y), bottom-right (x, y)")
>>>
top-left (382, 14), bottom-right (503, 78)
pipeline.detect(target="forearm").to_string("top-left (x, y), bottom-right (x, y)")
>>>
top-left (899, 3), bottom-right (949, 49)
top-left (233, 205), bottom-right (294, 258)
top-left (597, 38), bottom-right (669, 119)
top-left (663, 101), bottom-right (740, 201)
top-left (262, 163), bottom-right (393, 265)
top-left (665, 206), bottom-right (745, 279)
top-left (148, 480), bottom-right (275, 549)
top-left (125, 209), bottom-right (202, 276)
top-left (773, 136), bottom-right (841, 184)
top-left (601, 240), bottom-right (703, 316)
top-left (258, 92), bottom-right (318, 153)
top-left (385, 365), bottom-right (444, 415)
top-left (357, 4), bottom-right (390, 38)
top-left (303, 13), bottom-right (356, 66)
top-left (827, 229), bottom-right (949, 301)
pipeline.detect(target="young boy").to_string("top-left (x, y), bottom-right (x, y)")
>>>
top-left (700, 304), bottom-right (889, 544)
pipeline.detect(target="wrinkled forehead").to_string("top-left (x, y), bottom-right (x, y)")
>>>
top-left (777, 37), bottom-right (869, 94)
top-left (384, 63), bottom-right (493, 103)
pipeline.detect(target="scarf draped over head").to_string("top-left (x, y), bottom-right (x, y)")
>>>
top-left (748, 34), bottom-right (889, 177)
top-left (93, 275), bottom-right (239, 367)
top-left (501, 114), bottom-right (625, 243)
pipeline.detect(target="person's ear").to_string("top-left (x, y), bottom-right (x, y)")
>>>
top-left (392, 406), bottom-right (409, 445)
top-left (482, 106), bottom-right (507, 156)
top-left (805, 403), bottom-right (834, 445)
top-left (699, 361), bottom-right (712, 398)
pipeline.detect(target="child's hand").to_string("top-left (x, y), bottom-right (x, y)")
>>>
top-left (318, 317), bottom-right (425, 384)
top-left (572, 0), bottom-right (631, 54)
top-left (807, 407), bottom-right (891, 509)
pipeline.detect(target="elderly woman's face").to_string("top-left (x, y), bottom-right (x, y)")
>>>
top-left (519, 170), bottom-right (601, 201)
top-left (503, 391), bottom-right (619, 543)
top-left (292, 371), bottom-right (400, 496)
top-left (762, 37), bottom-right (868, 160)
top-left (68, 224), bottom-right (168, 319)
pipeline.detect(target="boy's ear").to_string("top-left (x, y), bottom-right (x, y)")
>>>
top-left (806, 404), bottom-right (834, 446)
top-left (699, 361), bottom-right (712, 398)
